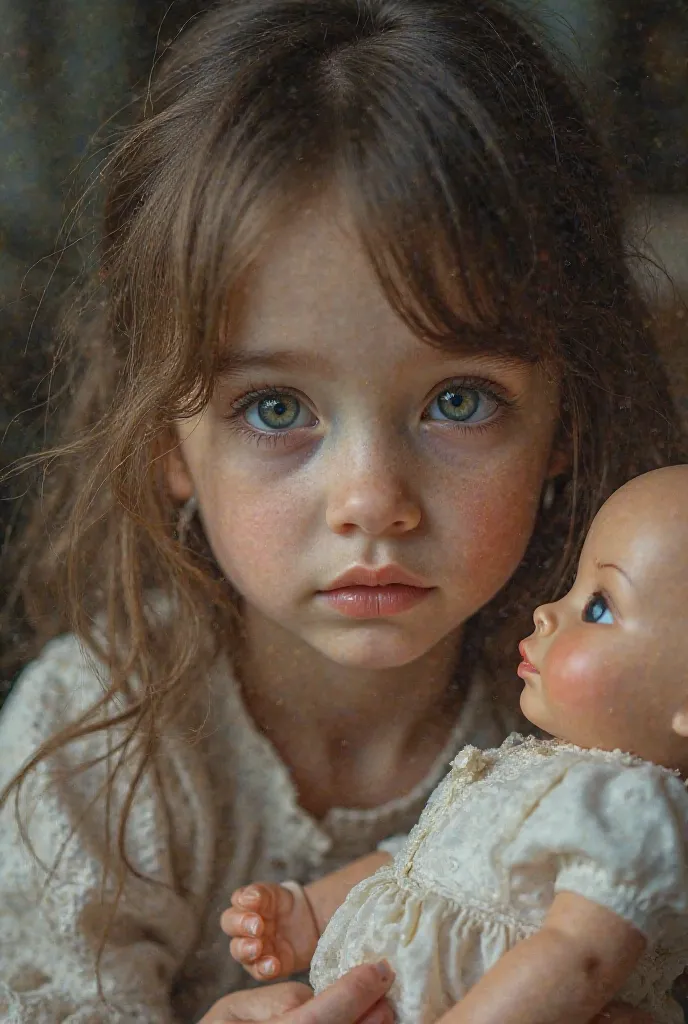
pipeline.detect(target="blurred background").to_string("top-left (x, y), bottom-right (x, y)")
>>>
top-left (0, 0), bottom-right (687, 685)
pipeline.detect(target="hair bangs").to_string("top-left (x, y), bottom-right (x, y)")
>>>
top-left (322, 26), bottom-right (562, 365)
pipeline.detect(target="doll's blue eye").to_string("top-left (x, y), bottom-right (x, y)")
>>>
top-left (582, 594), bottom-right (614, 625)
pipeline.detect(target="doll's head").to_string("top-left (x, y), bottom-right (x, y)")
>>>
top-left (519, 465), bottom-right (688, 772)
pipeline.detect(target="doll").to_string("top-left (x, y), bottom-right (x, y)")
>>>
top-left (224, 466), bottom-right (688, 1024)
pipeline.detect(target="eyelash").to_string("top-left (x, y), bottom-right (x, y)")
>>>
top-left (225, 377), bottom-right (515, 447)
top-left (225, 384), bottom-right (309, 448)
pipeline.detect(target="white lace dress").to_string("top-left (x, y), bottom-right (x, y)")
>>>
top-left (0, 634), bottom-right (506, 1023)
top-left (311, 734), bottom-right (688, 1024)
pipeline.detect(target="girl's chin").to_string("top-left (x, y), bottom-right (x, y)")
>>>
top-left (316, 648), bottom-right (431, 672)
top-left (307, 630), bottom-right (444, 672)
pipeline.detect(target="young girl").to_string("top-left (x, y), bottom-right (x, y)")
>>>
top-left (226, 466), bottom-right (688, 1024)
top-left (0, 1), bottom-right (682, 1022)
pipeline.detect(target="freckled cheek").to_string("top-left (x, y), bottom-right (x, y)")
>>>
top-left (199, 471), bottom-right (307, 592)
top-left (542, 633), bottom-right (621, 713)
top-left (451, 462), bottom-right (543, 586)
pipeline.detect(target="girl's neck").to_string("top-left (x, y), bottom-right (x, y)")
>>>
top-left (234, 607), bottom-right (465, 816)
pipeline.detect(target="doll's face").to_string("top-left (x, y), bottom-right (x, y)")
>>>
top-left (519, 466), bottom-right (688, 771)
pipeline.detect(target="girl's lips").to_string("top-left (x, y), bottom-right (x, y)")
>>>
top-left (317, 584), bottom-right (432, 618)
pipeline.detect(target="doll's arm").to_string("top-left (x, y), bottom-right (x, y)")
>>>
top-left (224, 850), bottom-right (391, 980)
top-left (305, 850), bottom-right (392, 932)
top-left (437, 891), bottom-right (647, 1024)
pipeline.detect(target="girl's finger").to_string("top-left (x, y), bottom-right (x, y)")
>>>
top-left (286, 963), bottom-right (394, 1024)
top-left (592, 1004), bottom-right (653, 1024)
top-left (358, 997), bottom-right (395, 1024)
top-left (200, 981), bottom-right (313, 1021)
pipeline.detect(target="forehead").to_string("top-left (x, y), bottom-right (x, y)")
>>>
top-left (226, 197), bottom-right (542, 383)
top-left (583, 492), bottom-right (688, 598)
top-left (237, 200), bottom-right (399, 350)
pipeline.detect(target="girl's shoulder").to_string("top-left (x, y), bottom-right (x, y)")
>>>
top-left (2, 634), bottom-right (110, 734)
top-left (1, 632), bottom-right (217, 871)
top-left (0, 635), bottom-right (129, 796)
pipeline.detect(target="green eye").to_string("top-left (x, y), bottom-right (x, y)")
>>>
top-left (426, 387), bottom-right (499, 424)
top-left (437, 389), bottom-right (480, 421)
top-left (247, 394), bottom-right (304, 430)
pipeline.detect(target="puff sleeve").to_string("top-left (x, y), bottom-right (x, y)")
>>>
top-left (500, 758), bottom-right (688, 944)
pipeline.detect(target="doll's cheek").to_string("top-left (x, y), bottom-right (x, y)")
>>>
top-left (543, 636), bottom-right (614, 712)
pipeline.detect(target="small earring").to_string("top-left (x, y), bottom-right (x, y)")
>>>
top-left (177, 494), bottom-right (198, 545)
top-left (541, 479), bottom-right (556, 513)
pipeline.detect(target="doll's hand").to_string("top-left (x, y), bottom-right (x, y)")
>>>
top-left (222, 882), bottom-right (320, 981)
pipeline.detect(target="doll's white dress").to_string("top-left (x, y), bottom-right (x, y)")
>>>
top-left (310, 734), bottom-right (688, 1024)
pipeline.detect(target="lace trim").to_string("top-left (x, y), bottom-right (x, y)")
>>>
top-left (524, 735), bottom-right (684, 783)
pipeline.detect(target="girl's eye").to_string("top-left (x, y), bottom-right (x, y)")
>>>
top-left (244, 393), bottom-right (314, 431)
top-left (582, 594), bottom-right (614, 625)
top-left (425, 386), bottom-right (500, 425)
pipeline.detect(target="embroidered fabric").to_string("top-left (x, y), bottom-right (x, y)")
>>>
top-left (310, 735), bottom-right (688, 1024)
top-left (0, 634), bottom-right (505, 1022)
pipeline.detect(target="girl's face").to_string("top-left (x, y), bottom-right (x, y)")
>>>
top-left (169, 198), bottom-right (562, 670)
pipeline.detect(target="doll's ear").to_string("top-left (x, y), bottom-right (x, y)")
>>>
top-left (671, 703), bottom-right (688, 738)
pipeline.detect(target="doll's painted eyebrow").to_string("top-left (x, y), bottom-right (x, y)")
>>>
top-left (596, 561), bottom-right (634, 588)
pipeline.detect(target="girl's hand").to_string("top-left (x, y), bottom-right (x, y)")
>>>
top-left (222, 882), bottom-right (320, 980)
top-left (593, 1006), bottom-right (653, 1024)
top-left (198, 962), bottom-right (394, 1023)
top-left (199, 978), bottom-right (654, 1024)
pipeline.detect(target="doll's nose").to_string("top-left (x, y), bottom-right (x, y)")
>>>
top-left (533, 602), bottom-right (557, 634)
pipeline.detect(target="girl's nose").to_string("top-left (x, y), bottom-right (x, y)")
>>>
top-left (325, 449), bottom-right (422, 538)
top-left (533, 601), bottom-right (557, 634)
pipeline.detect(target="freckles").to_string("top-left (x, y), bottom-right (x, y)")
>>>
top-left (208, 461), bottom-right (312, 571)
top-left (459, 464), bottom-right (541, 576)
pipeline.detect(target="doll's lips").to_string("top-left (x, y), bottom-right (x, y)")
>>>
top-left (517, 640), bottom-right (539, 677)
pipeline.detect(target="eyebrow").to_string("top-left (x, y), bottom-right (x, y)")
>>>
top-left (215, 348), bottom-right (334, 379)
top-left (215, 346), bottom-right (531, 380)
top-left (596, 561), bottom-right (635, 588)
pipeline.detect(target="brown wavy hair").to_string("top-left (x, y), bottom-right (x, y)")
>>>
top-left (2, 0), bottom-right (684, 929)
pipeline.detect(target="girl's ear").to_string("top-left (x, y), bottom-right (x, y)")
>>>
top-left (546, 444), bottom-right (570, 480)
top-left (161, 429), bottom-right (195, 502)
